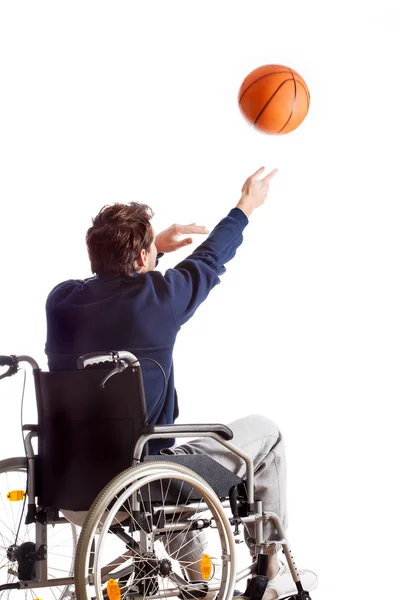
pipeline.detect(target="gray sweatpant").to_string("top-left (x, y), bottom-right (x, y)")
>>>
top-left (161, 414), bottom-right (288, 562)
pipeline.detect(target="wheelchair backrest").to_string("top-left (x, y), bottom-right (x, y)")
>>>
top-left (33, 365), bottom-right (147, 511)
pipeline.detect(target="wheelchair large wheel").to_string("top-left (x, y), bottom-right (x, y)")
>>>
top-left (0, 457), bottom-right (77, 600)
top-left (75, 460), bottom-right (236, 600)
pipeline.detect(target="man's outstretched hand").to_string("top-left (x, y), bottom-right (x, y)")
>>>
top-left (236, 166), bottom-right (278, 218)
top-left (155, 223), bottom-right (209, 253)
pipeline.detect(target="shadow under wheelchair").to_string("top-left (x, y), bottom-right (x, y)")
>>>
top-left (0, 352), bottom-right (314, 600)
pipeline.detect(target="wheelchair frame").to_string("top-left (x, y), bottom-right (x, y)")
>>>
top-left (0, 353), bottom-right (311, 600)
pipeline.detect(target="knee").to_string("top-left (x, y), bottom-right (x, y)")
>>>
top-left (235, 414), bottom-right (283, 439)
top-left (250, 414), bottom-right (282, 438)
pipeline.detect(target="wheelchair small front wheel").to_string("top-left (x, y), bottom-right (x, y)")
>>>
top-left (75, 460), bottom-right (237, 600)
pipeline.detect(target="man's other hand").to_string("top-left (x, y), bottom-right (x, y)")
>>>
top-left (155, 223), bottom-right (209, 253)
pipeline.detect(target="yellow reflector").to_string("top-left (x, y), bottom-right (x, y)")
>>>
top-left (7, 490), bottom-right (26, 502)
top-left (107, 579), bottom-right (121, 600)
top-left (200, 553), bottom-right (213, 580)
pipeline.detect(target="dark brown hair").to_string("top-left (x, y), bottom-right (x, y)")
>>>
top-left (86, 202), bottom-right (154, 276)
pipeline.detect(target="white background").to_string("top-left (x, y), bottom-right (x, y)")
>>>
top-left (1, 1), bottom-right (399, 598)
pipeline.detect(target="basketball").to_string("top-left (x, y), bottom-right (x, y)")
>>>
top-left (238, 64), bottom-right (310, 134)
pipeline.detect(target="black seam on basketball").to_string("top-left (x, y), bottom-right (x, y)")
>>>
top-left (291, 78), bottom-right (310, 110)
top-left (239, 70), bottom-right (292, 103)
top-left (302, 80), bottom-right (310, 110)
top-left (278, 71), bottom-right (297, 133)
top-left (295, 80), bottom-right (310, 103)
top-left (253, 77), bottom-right (294, 126)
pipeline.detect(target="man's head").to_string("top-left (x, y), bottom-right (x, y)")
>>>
top-left (86, 202), bottom-right (157, 277)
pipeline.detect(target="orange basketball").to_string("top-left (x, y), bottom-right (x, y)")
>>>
top-left (238, 64), bottom-right (310, 134)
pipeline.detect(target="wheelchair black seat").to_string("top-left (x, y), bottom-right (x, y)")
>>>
top-left (143, 453), bottom-right (245, 502)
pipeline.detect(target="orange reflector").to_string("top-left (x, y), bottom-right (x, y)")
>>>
top-left (200, 553), bottom-right (213, 580)
top-left (7, 490), bottom-right (26, 502)
top-left (107, 579), bottom-right (121, 600)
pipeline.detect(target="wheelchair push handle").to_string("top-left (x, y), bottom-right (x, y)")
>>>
top-left (0, 355), bottom-right (18, 380)
top-left (77, 350), bottom-right (140, 370)
top-left (0, 354), bottom-right (40, 380)
top-left (0, 355), bottom-right (16, 368)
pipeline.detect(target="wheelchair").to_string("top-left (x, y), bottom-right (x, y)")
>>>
top-left (0, 351), bottom-right (312, 600)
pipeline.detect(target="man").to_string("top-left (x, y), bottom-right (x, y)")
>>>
top-left (45, 166), bottom-right (317, 600)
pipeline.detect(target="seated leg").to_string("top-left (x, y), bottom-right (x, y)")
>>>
top-left (162, 415), bottom-right (287, 565)
top-left (162, 414), bottom-right (318, 598)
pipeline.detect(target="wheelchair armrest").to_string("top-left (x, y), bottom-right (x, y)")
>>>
top-left (143, 423), bottom-right (233, 441)
top-left (22, 424), bottom-right (39, 432)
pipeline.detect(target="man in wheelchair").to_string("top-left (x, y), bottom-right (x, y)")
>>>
top-left (0, 166), bottom-right (317, 600)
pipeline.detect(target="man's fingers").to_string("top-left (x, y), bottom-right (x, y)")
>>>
top-left (250, 166), bottom-right (265, 179)
top-left (263, 168), bottom-right (278, 182)
top-left (249, 166), bottom-right (278, 182)
top-left (178, 224), bottom-right (209, 235)
top-left (176, 237), bottom-right (193, 248)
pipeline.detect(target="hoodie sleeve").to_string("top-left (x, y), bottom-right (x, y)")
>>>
top-left (163, 208), bottom-right (248, 328)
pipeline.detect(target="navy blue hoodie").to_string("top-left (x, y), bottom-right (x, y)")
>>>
top-left (45, 207), bottom-right (248, 452)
